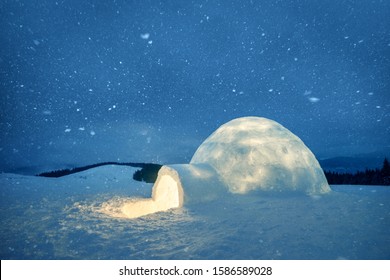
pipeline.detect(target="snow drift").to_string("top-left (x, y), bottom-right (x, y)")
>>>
top-left (122, 117), bottom-right (330, 219)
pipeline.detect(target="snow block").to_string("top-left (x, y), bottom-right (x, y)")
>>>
top-left (122, 116), bottom-right (330, 218)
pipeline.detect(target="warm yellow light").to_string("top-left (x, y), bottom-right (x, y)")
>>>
top-left (121, 168), bottom-right (184, 219)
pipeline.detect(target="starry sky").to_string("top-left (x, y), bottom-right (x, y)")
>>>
top-left (1, 0), bottom-right (389, 174)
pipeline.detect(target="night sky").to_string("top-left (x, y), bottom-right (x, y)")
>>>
top-left (1, 0), bottom-right (389, 174)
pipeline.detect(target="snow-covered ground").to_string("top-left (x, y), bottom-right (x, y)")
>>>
top-left (0, 165), bottom-right (389, 259)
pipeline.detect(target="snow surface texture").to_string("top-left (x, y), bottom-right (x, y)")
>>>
top-left (0, 167), bottom-right (389, 259)
top-left (123, 117), bottom-right (330, 219)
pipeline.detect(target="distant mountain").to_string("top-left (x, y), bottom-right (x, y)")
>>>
top-left (319, 148), bottom-right (390, 173)
top-left (319, 157), bottom-right (383, 173)
top-left (37, 162), bottom-right (162, 183)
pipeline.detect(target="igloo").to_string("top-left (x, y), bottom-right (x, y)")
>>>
top-left (190, 117), bottom-right (330, 194)
top-left (121, 116), bottom-right (330, 218)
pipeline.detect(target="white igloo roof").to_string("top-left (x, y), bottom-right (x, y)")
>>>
top-left (190, 117), bottom-right (330, 194)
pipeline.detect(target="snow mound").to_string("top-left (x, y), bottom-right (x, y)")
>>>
top-left (190, 116), bottom-right (330, 194)
top-left (121, 116), bottom-right (330, 219)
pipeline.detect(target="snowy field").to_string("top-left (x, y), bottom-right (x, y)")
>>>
top-left (0, 165), bottom-right (389, 260)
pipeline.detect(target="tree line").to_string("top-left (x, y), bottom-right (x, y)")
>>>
top-left (324, 158), bottom-right (390, 185)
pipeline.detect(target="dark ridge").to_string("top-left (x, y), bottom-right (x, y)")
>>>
top-left (36, 162), bottom-right (162, 184)
top-left (324, 158), bottom-right (390, 186)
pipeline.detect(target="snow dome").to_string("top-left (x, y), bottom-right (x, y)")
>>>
top-left (190, 117), bottom-right (330, 194)
top-left (122, 117), bottom-right (330, 219)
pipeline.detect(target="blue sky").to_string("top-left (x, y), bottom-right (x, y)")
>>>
top-left (1, 0), bottom-right (389, 173)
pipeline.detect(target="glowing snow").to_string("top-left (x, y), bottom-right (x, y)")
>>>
top-left (121, 116), bottom-right (330, 219)
top-left (190, 117), bottom-right (330, 194)
top-left (121, 166), bottom-right (184, 219)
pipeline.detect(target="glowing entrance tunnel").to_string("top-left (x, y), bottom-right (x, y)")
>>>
top-left (121, 166), bottom-right (184, 219)
top-left (120, 116), bottom-right (330, 219)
